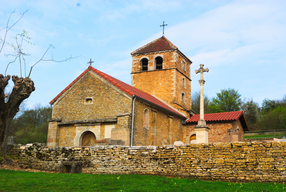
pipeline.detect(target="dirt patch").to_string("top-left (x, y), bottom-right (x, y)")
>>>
top-left (0, 159), bottom-right (56, 173)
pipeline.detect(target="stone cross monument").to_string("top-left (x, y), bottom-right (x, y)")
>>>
top-left (194, 64), bottom-right (210, 144)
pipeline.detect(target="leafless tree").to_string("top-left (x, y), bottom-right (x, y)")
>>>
top-left (0, 10), bottom-right (76, 157)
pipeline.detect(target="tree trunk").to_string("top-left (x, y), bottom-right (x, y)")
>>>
top-left (0, 74), bottom-right (35, 156)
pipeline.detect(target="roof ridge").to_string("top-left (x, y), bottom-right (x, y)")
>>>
top-left (188, 111), bottom-right (244, 120)
top-left (187, 110), bottom-right (248, 131)
top-left (161, 36), bottom-right (178, 49)
top-left (131, 37), bottom-right (162, 55)
top-left (131, 36), bottom-right (177, 55)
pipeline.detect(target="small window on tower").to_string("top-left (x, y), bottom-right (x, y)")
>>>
top-left (182, 78), bottom-right (185, 88)
top-left (155, 56), bottom-right (163, 69)
top-left (182, 93), bottom-right (185, 103)
top-left (141, 58), bottom-right (148, 71)
top-left (85, 97), bottom-right (93, 104)
top-left (182, 60), bottom-right (186, 72)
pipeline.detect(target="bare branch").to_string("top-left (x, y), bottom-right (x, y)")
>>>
top-left (15, 35), bottom-right (19, 48)
top-left (41, 55), bottom-right (80, 63)
top-left (27, 44), bottom-right (79, 78)
top-left (5, 56), bottom-right (18, 76)
top-left (22, 54), bottom-right (27, 77)
top-left (28, 44), bottom-right (52, 76)
top-left (0, 8), bottom-right (29, 54)
top-left (19, 55), bottom-right (22, 77)
top-left (7, 9), bottom-right (29, 31)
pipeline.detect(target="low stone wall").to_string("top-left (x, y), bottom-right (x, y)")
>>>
top-left (8, 142), bottom-right (286, 182)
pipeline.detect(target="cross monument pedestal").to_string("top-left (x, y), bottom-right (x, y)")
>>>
top-left (194, 64), bottom-right (210, 144)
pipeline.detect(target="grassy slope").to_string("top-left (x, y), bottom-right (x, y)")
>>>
top-left (0, 169), bottom-right (285, 192)
top-left (244, 133), bottom-right (286, 140)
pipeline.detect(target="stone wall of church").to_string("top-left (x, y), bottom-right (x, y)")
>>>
top-left (184, 121), bottom-right (244, 144)
top-left (47, 71), bottom-right (133, 147)
top-left (175, 70), bottom-right (191, 112)
top-left (11, 141), bottom-right (286, 182)
top-left (51, 71), bottom-right (132, 121)
top-left (132, 69), bottom-right (176, 105)
top-left (58, 125), bottom-right (76, 147)
top-left (232, 121), bottom-right (244, 141)
top-left (133, 99), bottom-right (183, 146)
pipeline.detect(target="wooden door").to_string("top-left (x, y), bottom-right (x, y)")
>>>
top-left (81, 131), bottom-right (96, 146)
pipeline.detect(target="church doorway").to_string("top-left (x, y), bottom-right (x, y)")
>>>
top-left (190, 134), bottom-right (196, 144)
top-left (81, 131), bottom-right (96, 146)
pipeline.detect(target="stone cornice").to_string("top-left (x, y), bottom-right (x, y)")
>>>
top-left (58, 118), bottom-right (117, 125)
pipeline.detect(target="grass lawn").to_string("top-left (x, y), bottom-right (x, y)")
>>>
top-left (244, 133), bottom-right (286, 140)
top-left (0, 169), bottom-right (285, 192)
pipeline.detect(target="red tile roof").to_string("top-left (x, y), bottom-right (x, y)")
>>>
top-left (50, 66), bottom-right (186, 118)
top-left (186, 111), bottom-right (249, 131)
top-left (131, 36), bottom-right (177, 55)
top-left (131, 36), bottom-right (192, 63)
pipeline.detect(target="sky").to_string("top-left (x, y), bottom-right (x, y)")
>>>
top-left (0, 0), bottom-right (285, 110)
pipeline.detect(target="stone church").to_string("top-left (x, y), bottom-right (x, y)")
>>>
top-left (47, 36), bottom-right (249, 148)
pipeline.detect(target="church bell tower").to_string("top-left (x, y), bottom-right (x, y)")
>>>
top-left (131, 36), bottom-right (192, 116)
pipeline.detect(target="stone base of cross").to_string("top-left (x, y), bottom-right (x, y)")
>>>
top-left (194, 124), bottom-right (210, 144)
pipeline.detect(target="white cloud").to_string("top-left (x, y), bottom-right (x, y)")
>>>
top-left (165, 0), bottom-right (286, 53)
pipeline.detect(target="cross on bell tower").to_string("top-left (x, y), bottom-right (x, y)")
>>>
top-left (160, 21), bottom-right (168, 36)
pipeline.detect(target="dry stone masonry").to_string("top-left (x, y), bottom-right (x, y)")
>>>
top-left (9, 141), bottom-right (286, 182)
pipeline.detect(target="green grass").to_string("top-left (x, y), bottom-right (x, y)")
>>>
top-left (0, 169), bottom-right (285, 191)
top-left (244, 133), bottom-right (286, 140)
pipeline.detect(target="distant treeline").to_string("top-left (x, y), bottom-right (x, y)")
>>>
top-left (8, 105), bottom-right (52, 144)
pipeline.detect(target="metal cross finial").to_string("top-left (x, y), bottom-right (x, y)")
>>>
top-left (160, 21), bottom-right (168, 36)
top-left (87, 58), bottom-right (94, 66)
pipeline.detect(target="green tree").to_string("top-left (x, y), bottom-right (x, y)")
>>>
top-left (209, 88), bottom-right (241, 113)
top-left (9, 105), bottom-right (52, 144)
top-left (241, 99), bottom-right (259, 130)
top-left (258, 95), bottom-right (286, 130)
top-left (191, 92), bottom-right (211, 114)
top-left (258, 106), bottom-right (286, 130)
top-left (261, 99), bottom-right (278, 113)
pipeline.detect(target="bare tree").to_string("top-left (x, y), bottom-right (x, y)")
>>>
top-left (0, 10), bottom-right (76, 157)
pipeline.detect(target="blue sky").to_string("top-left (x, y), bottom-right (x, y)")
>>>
top-left (1, 0), bottom-right (285, 109)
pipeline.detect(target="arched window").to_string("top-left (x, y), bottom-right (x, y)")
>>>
top-left (190, 134), bottom-right (196, 144)
top-left (182, 78), bottom-right (185, 88)
top-left (143, 109), bottom-right (149, 129)
top-left (155, 56), bottom-right (163, 69)
top-left (141, 58), bottom-right (148, 71)
top-left (81, 131), bottom-right (96, 146)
